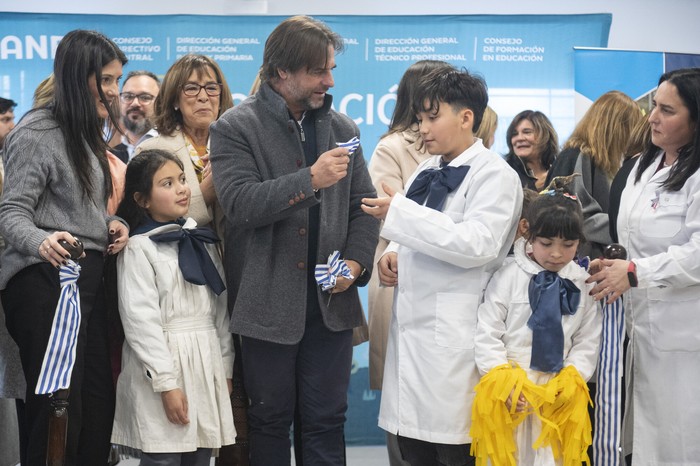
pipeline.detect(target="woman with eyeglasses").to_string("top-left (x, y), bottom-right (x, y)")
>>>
top-left (135, 54), bottom-right (233, 236)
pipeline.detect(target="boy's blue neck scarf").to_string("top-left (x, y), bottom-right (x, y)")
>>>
top-left (135, 217), bottom-right (226, 296)
top-left (527, 270), bottom-right (580, 373)
top-left (405, 163), bottom-right (470, 212)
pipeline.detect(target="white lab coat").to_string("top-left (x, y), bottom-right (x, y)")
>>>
top-left (618, 153), bottom-right (700, 464)
top-left (112, 219), bottom-right (236, 453)
top-left (378, 140), bottom-right (522, 444)
top-left (475, 238), bottom-right (601, 465)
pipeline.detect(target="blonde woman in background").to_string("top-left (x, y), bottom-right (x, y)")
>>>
top-left (546, 90), bottom-right (643, 258)
top-left (366, 59), bottom-right (455, 466)
top-left (475, 106), bottom-right (497, 149)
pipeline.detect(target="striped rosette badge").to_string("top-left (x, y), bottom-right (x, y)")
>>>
top-left (314, 250), bottom-right (354, 291)
top-left (35, 260), bottom-right (82, 395)
top-left (336, 136), bottom-right (360, 156)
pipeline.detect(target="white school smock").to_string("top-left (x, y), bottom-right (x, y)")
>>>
top-left (618, 153), bottom-right (700, 464)
top-left (111, 218), bottom-right (236, 453)
top-left (475, 237), bottom-right (601, 465)
top-left (377, 140), bottom-right (522, 444)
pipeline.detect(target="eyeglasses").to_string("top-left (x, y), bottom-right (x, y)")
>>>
top-left (119, 93), bottom-right (156, 104)
top-left (182, 83), bottom-right (222, 97)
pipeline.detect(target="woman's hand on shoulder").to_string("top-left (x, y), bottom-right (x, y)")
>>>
top-left (107, 220), bottom-right (129, 255)
top-left (160, 388), bottom-right (190, 425)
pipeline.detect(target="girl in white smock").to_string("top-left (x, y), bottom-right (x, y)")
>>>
top-left (473, 185), bottom-right (601, 466)
top-left (111, 149), bottom-right (235, 466)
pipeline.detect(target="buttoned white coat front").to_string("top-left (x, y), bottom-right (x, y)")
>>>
top-left (618, 153), bottom-right (700, 463)
top-left (378, 140), bottom-right (522, 444)
top-left (475, 238), bottom-right (601, 465)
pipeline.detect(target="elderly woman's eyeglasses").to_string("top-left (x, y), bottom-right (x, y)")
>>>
top-left (182, 83), bottom-right (222, 97)
top-left (119, 93), bottom-right (155, 104)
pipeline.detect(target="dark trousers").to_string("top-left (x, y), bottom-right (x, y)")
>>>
top-left (241, 310), bottom-right (353, 466)
top-left (397, 435), bottom-right (474, 466)
top-left (140, 448), bottom-right (213, 466)
top-left (2, 252), bottom-right (115, 466)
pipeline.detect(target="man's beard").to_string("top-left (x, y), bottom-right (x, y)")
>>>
top-left (123, 112), bottom-right (153, 137)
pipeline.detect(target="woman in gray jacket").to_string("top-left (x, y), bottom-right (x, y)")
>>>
top-left (0, 30), bottom-right (129, 466)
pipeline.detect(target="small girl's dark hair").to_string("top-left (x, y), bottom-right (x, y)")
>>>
top-left (526, 176), bottom-right (586, 242)
top-left (115, 149), bottom-right (184, 232)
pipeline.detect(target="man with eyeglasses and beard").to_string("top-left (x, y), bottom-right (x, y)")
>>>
top-left (113, 70), bottom-right (160, 162)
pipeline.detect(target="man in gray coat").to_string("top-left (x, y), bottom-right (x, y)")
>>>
top-left (209, 15), bottom-right (379, 466)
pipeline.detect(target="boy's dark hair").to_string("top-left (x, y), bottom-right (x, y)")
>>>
top-left (387, 60), bottom-right (456, 135)
top-left (526, 178), bottom-right (585, 242)
top-left (412, 68), bottom-right (488, 132)
top-left (0, 97), bottom-right (16, 114)
top-left (116, 149), bottom-right (184, 232)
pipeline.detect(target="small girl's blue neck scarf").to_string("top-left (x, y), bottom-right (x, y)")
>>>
top-left (527, 270), bottom-right (580, 373)
top-left (134, 217), bottom-right (225, 295)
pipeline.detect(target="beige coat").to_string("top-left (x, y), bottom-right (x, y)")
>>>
top-left (367, 129), bottom-right (430, 389)
top-left (136, 131), bottom-right (225, 242)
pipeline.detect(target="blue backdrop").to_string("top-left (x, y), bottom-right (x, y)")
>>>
top-left (0, 12), bottom-right (610, 444)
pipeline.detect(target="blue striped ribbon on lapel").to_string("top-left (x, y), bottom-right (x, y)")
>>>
top-left (594, 297), bottom-right (625, 466)
top-left (35, 260), bottom-right (82, 395)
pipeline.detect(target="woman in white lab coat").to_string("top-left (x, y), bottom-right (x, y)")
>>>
top-left (588, 67), bottom-right (700, 464)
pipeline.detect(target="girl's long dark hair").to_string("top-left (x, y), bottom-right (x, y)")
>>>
top-left (116, 149), bottom-right (185, 233)
top-left (635, 68), bottom-right (700, 191)
top-left (53, 30), bottom-right (127, 203)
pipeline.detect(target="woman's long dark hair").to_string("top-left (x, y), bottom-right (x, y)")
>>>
top-left (116, 149), bottom-right (185, 233)
top-left (53, 30), bottom-right (127, 203)
top-left (635, 68), bottom-right (700, 191)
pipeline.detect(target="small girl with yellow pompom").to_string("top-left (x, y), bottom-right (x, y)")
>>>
top-left (471, 178), bottom-right (602, 466)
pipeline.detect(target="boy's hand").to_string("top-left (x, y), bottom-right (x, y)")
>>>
top-left (161, 388), bottom-right (189, 425)
top-left (361, 182), bottom-right (396, 220)
top-left (378, 252), bottom-right (398, 287)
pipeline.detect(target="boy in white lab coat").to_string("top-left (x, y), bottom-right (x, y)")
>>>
top-left (361, 68), bottom-right (522, 465)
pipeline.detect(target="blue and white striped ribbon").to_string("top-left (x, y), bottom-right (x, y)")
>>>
top-left (336, 136), bottom-right (360, 156)
top-left (35, 260), bottom-right (82, 395)
top-left (314, 250), bottom-right (354, 291)
top-left (593, 297), bottom-right (625, 466)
